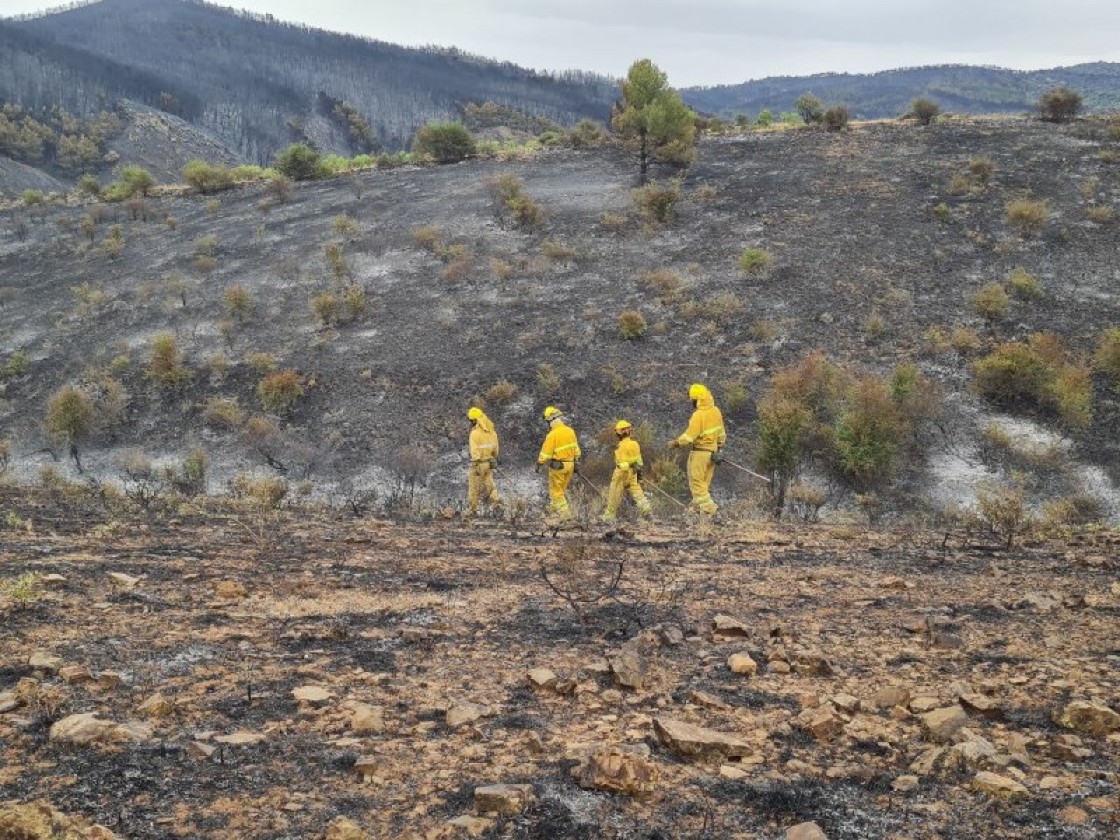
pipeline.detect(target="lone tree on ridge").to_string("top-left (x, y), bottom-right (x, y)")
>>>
top-left (611, 59), bottom-right (697, 182)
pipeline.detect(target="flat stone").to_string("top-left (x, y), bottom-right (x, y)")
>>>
top-left (949, 736), bottom-right (1000, 768)
top-left (712, 614), bottom-right (751, 638)
top-left (868, 686), bottom-right (910, 711)
top-left (792, 654), bottom-right (833, 677)
top-left (831, 693), bottom-right (860, 715)
top-left (28, 651), bottom-right (62, 673)
top-left (353, 756), bottom-right (378, 779)
top-left (909, 695), bottom-right (941, 714)
top-left (447, 815), bottom-right (494, 837)
top-left (39, 573), bottom-right (68, 587)
top-left (719, 764), bottom-right (749, 780)
top-left (797, 707), bottom-right (844, 742)
top-left (137, 694), bottom-right (174, 718)
top-left (959, 692), bottom-right (1003, 719)
top-left (447, 703), bottom-right (489, 728)
top-left (728, 652), bottom-right (758, 676)
top-left (892, 774), bottom-right (920, 792)
top-left (920, 706), bottom-right (968, 743)
top-left (653, 717), bottom-right (751, 761)
top-left (972, 771), bottom-right (1029, 797)
top-left (214, 731), bottom-right (266, 745)
top-left (527, 668), bottom-right (558, 689)
top-left (323, 817), bottom-right (370, 840)
top-left (58, 664), bottom-right (93, 684)
top-left (1054, 700), bottom-right (1120, 736)
top-left (107, 572), bottom-right (141, 588)
top-left (0, 691), bottom-right (18, 713)
top-left (688, 690), bottom-right (730, 710)
top-left (49, 713), bottom-right (146, 746)
top-left (576, 746), bottom-right (659, 796)
top-left (474, 783), bottom-right (535, 816)
top-left (347, 702), bottom-right (384, 734)
top-left (786, 822), bottom-right (829, 840)
top-left (910, 747), bottom-right (947, 776)
top-left (657, 625), bottom-right (685, 646)
top-left (188, 741), bottom-right (217, 760)
top-left (97, 672), bottom-right (123, 691)
top-left (292, 685), bottom-right (333, 705)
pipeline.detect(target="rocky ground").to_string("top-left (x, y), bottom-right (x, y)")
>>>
top-left (2, 486), bottom-right (1118, 839)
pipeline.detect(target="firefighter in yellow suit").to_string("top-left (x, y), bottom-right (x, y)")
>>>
top-left (466, 406), bottom-right (501, 516)
top-left (602, 420), bottom-right (652, 524)
top-left (669, 383), bottom-right (725, 515)
top-left (536, 406), bottom-right (581, 521)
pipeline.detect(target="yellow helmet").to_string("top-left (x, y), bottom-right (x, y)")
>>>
top-left (688, 383), bottom-right (708, 400)
top-left (467, 407), bottom-right (484, 421)
top-left (614, 419), bottom-right (632, 433)
top-left (543, 406), bottom-right (562, 421)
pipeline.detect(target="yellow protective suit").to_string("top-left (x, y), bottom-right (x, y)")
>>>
top-left (537, 419), bottom-right (580, 519)
top-left (674, 385), bottom-right (726, 515)
top-left (467, 411), bottom-right (501, 515)
top-left (603, 436), bottom-right (651, 523)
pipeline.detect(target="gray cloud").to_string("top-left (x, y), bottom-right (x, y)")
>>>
top-left (4, 0), bottom-right (1118, 84)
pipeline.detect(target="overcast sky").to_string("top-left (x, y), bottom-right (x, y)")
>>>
top-left (6, 0), bottom-right (1120, 86)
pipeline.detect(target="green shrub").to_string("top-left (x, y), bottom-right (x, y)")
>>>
top-left (311, 292), bottom-right (340, 326)
top-left (1, 350), bottom-right (28, 379)
top-left (257, 369), bottom-right (304, 414)
top-left (77, 174), bottom-right (101, 196)
top-left (911, 97), bottom-right (941, 126)
top-left (540, 239), bottom-right (576, 261)
top-left (21, 189), bottom-right (44, 206)
top-left (1038, 86), bottom-right (1083, 122)
top-left (411, 122), bottom-right (476, 163)
top-left (114, 165), bottom-right (155, 198)
top-left (45, 385), bottom-right (94, 467)
top-left (739, 247), bottom-right (773, 277)
top-left (823, 106), bottom-right (850, 131)
top-left (342, 284), bottom-right (366, 319)
top-left (618, 310), bottom-right (648, 340)
top-left (568, 119), bottom-right (607, 148)
top-left (834, 377), bottom-right (905, 483)
top-left (1007, 267), bottom-right (1042, 300)
top-left (1005, 198), bottom-right (1048, 237)
top-left (147, 333), bottom-right (191, 388)
top-left (274, 143), bottom-right (324, 180)
top-left (203, 396), bottom-right (245, 429)
top-left (182, 160), bottom-right (235, 193)
top-left (971, 282), bottom-right (1010, 322)
top-left (968, 157), bottom-right (995, 185)
top-left (796, 93), bottom-right (824, 124)
top-left (933, 202), bottom-right (952, 223)
top-left (755, 109), bottom-right (774, 127)
top-left (1094, 327), bottom-right (1120, 386)
top-left (223, 285), bottom-right (252, 321)
top-left (972, 341), bottom-right (1052, 405)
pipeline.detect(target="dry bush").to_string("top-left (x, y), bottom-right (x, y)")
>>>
top-left (342, 284), bottom-right (366, 319)
top-left (325, 242), bottom-right (350, 281)
top-left (747, 317), bottom-right (778, 342)
top-left (705, 293), bottom-right (745, 324)
top-left (911, 97), bottom-right (941, 126)
top-left (1086, 205), bottom-right (1114, 223)
top-left (245, 352), bottom-right (277, 373)
top-left (223, 285), bottom-right (252, 321)
top-left (948, 174), bottom-right (971, 196)
top-left (333, 214), bottom-right (358, 238)
top-left (267, 174), bottom-right (293, 203)
top-left (203, 396), bottom-right (245, 429)
top-left (637, 269), bottom-right (683, 303)
top-left (490, 259), bottom-right (512, 281)
top-left (617, 310), bottom-right (648, 340)
top-left (974, 476), bottom-right (1033, 548)
top-left (1007, 267), bottom-right (1042, 300)
top-left (971, 282), bottom-right (1010, 323)
top-left (968, 157), bottom-right (995, 185)
top-left (310, 292), bottom-right (340, 325)
top-left (411, 226), bottom-right (442, 253)
top-left (230, 473), bottom-right (288, 509)
top-left (599, 212), bottom-right (627, 232)
top-left (541, 239), bottom-right (577, 262)
top-left (950, 326), bottom-right (983, 354)
top-left (1005, 198), bottom-right (1048, 237)
top-left (194, 234), bottom-right (218, 257)
top-left (788, 482), bottom-right (827, 522)
top-left (1038, 86), bottom-right (1082, 122)
top-left (823, 105), bottom-right (850, 131)
top-left (484, 379), bottom-right (518, 405)
top-left (536, 363), bottom-right (561, 393)
top-left (1040, 494), bottom-right (1106, 528)
top-left (1094, 327), bottom-right (1120, 387)
top-left (45, 385), bottom-right (94, 468)
top-left (441, 255), bottom-right (473, 282)
top-left (633, 181), bottom-right (680, 224)
top-left (257, 369), bottom-right (304, 414)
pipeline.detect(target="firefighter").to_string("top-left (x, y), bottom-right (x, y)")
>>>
top-left (668, 383), bottom-right (725, 515)
top-left (536, 406), bottom-right (580, 521)
top-left (602, 419), bottom-right (652, 524)
top-left (466, 406), bottom-right (501, 517)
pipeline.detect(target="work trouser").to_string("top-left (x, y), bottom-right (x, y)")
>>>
top-left (603, 467), bottom-right (651, 521)
top-left (546, 460), bottom-right (575, 519)
top-left (687, 449), bottom-right (718, 514)
top-left (467, 461), bottom-right (500, 514)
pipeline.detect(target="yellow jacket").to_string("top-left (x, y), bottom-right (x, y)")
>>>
top-left (468, 412), bottom-right (499, 463)
top-left (675, 388), bottom-right (726, 452)
top-left (538, 421), bottom-right (581, 463)
top-left (614, 437), bottom-right (644, 470)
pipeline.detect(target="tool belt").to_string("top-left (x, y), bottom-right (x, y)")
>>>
top-left (549, 459), bottom-right (569, 470)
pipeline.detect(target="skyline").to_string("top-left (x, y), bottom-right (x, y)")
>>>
top-left (2, 0), bottom-right (1118, 87)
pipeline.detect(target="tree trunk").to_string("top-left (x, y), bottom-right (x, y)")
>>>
top-left (638, 129), bottom-right (649, 184)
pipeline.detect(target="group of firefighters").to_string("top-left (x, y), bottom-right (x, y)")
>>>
top-left (465, 383), bottom-right (726, 525)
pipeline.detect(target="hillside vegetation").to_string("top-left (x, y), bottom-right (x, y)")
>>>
top-left (1, 113), bottom-right (1118, 529)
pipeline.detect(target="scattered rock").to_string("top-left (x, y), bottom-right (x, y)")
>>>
top-left (948, 735), bottom-right (1001, 769)
top-left (878, 576), bottom-right (910, 590)
top-left (719, 764), bottom-right (748, 780)
top-left (1050, 734), bottom-right (1093, 761)
top-left (786, 822), bottom-right (828, 840)
top-left (0, 691), bottom-right (18, 713)
top-left (0, 800), bottom-right (117, 839)
top-left (892, 774), bottom-right (919, 792)
top-left (1053, 700), bottom-right (1120, 736)
top-left (293, 685), bottom-right (334, 705)
top-left (830, 693), bottom-right (860, 715)
top-left (908, 695), bottom-right (941, 714)
top-left (188, 741), bottom-right (217, 760)
top-left (608, 649), bottom-right (646, 689)
top-left (137, 693), bottom-right (174, 718)
top-left (446, 815), bottom-right (494, 837)
top-left (796, 707), bottom-right (844, 742)
top-left (446, 703), bottom-right (490, 728)
top-left (49, 713), bottom-right (149, 746)
top-left (769, 660), bottom-right (792, 675)
top-left (727, 652), bottom-right (758, 676)
top-left (107, 572), bottom-right (141, 588)
top-left (971, 771), bottom-right (1028, 797)
top-left (920, 706), bottom-right (968, 743)
top-left (712, 614), bottom-right (751, 639)
top-left (909, 747), bottom-right (947, 776)
top-left (657, 625), bottom-right (685, 646)
top-left (58, 667), bottom-right (92, 685)
top-left (526, 668), bottom-right (558, 689)
top-left (576, 746), bottom-right (659, 796)
top-left (792, 653), bottom-right (833, 677)
top-left (688, 690), bottom-right (730, 710)
top-left (959, 692), bottom-right (1003, 719)
top-left (39, 573), bottom-right (67, 587)
top-left (653, 717), bottom-right (751, 761)
top-left (27, 651), bottom-right (62, 673)
top-left (323, 816), bottom-right (370, 840)
top-left (353, 756), bottom-right (377, 781)
top-left (473, 783), bottom-right (535, 816)
top-left (97, 672), bottom-right (122, 691)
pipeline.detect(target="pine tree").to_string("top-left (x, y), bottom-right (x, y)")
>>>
top-left (611, 59), bottom-right (696, 182)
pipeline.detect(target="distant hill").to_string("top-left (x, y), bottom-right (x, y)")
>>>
top-left (682, 62), bottom-right (1120, 120)
top-left (1, 0), bottom-right (617, 163)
